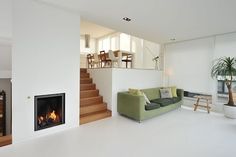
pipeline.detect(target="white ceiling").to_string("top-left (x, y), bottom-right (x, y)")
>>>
top-left (80, 19), bottom-right (115, 38)
top-left (0, 44), bottom-right (11, 71)
top-left (39, 0), bottom-right (236, 43)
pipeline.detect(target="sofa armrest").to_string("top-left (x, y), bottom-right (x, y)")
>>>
top-left (177, 89), bottom-right (184, 99)
top-left (117, 92), bottom-right (146, 120)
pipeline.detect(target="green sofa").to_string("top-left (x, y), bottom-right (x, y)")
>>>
top-left (117, 88), bottom-right (184, 122)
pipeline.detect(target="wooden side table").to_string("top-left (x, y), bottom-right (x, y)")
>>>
top-left (193, 95), bottom-right (212, 113)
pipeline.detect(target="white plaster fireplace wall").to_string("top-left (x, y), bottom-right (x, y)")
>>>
top-left (12, 0), bottom-right (80, 143)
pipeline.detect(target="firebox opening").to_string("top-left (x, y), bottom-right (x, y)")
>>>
top-left (34, 93), bottom-right (65, 131)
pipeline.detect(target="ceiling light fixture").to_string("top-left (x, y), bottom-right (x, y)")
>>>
top-left (123, 17), bottom-right (131, 22)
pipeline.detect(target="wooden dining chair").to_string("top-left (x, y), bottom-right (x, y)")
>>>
top-left (87, 54), bottom-right (93, 68)
top-left (122, 54), bottom-right (132, 68)
top-left (108, 50), bottom-right (119, 67)
top-left (92, 53), bottom-right (101, 68)
top-left (100, 51), bottom-right (111, 67)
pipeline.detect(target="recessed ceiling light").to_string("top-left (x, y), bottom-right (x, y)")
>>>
top-left (123, 17), bottom-right (131, 22)
top-left (170, 38), bottom-right (176, 41)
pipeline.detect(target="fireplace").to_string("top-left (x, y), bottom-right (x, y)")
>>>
top-left (34, 93), bottom-right (65, 131)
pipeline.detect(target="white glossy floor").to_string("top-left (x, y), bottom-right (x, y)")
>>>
top-left (1, 107), bottom-right (236, 157)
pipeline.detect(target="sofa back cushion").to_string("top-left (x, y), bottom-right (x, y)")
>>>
top-left (160, 88), bottom-right (173, 98)
top-left (141, 88), bottom-right (160, 100)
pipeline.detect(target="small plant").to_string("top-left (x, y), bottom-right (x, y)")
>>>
top-left (211, 57), bottom-right (236, 106)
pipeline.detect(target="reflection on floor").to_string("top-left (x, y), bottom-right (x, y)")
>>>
top-left (1, 108), bottom-right (236, 157)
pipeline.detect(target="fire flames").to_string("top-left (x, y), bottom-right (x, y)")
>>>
top-left (49, 110), bottom-right (57, 121)
top-left (38, 110), bottom-right (60, 125)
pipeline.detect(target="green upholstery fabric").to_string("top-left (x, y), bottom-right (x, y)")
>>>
top-left (151, 97), bottom-right (181, 107)
top-left (117, 88), bottom-right (184, 121)
top-left (172, 97), bottom-right (181, 103)
top-left (151, 98), bottom-right (173, 107)
top-left (141, 88), bottom-right (160, 100)
top-left (170, 86), bottom-right (178, 97)
top-left (145, 103), bottom-right (161, 110)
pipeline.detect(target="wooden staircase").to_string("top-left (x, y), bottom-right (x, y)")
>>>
top-left (80, 68), bottom-right (111, 125)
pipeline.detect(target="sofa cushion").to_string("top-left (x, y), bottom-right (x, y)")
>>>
top-left (151, 98), bottom-right (173, 107)
top-left (172, 97), bottom-right (181, 103)
top-left (143, 93), bottom-right (151, 104)
top-left (160, 88), bottom-right (172, 98)
top-left (151, 97), bottom-right (182, 107)
top-left (141, 88), bottom-right (160, 100)
top-left (128, 88), bottom-right (143, 96)
top-left (170, 86), bottom-right (178, 97)
top-left (145, 102), bottom-right (161, 110)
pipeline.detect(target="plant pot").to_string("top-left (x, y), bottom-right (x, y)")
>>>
top-left (223, 104), bottom-right (236, 119)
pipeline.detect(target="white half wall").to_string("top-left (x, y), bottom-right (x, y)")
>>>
top-left (88, 68), bottom-right (163, 116)
top-left (12, 0), bottom-right (80, 143)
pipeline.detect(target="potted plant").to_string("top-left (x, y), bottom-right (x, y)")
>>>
top-left (211, 57), bottom-right (236, 118)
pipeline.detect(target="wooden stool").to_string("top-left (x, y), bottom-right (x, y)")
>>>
top-left (193, 95), bottom-right (211, 113)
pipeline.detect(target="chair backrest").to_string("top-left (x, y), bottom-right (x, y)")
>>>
top-left (87, 54), bottom-right (93, 68)
top-left (108, 50), bottom-right (116, 60)
top-left (87, 54), bottom-right (92, 62)
top-left (93, 53), bottom-right (99, 62)
top-left (100, 50), bottom-right (107, 61)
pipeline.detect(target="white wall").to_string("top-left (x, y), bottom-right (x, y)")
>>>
top-left (12, 0), bottom-right (80, 143)
top-left (164, 32), bottom-right (236, 112)
top-left (0, 0), bottom-right (12, 39)
top-left (214, 33), bottom-right (236, 59)
top-left (0, 44), bottom-right (12, 78)
top-left (165, 38), bottom-right (214, 94)
top-left (88, 68), bottom-right (163, 115)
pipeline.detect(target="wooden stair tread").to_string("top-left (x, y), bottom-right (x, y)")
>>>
top-left (80, 96), bottom-right (103, 106)
top-left (80, 103), bottom-right (107, 115)
top-left (79, 68), bottom-right (111, 125)
top-left (0, 135), bottom-right (12, 147)
top-left (80, 78), bottom-right (93, 84)
top-left (80, 90), bottom-right (99, 98)
top-left (80, 68), bottom-right (87, 73)
top-left (80, 110), bottom-right (111, 125)
top-left (80, 84), bottom-right (96, 91)
top-left (80, 73), bottom-right (90, 78)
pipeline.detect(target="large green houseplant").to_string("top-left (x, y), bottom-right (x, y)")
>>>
top-left (211, 57), bottom-right (236, 118)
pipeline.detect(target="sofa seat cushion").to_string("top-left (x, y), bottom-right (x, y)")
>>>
top-left (151, 97), bottom-right (181, 107)
top-left (172, 97), bottom-right (181, 103)
top-left (145, 103), bottom-right (161, 110)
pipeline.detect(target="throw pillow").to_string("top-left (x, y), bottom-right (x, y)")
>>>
top-left (128, 88), bottom-right (143, 96)
top-left (160, 88), bottom-right (173, 98)
top-left (143, 93), bottom-right (151, 104)
top-left (170, 86), bottom-right (177, 97)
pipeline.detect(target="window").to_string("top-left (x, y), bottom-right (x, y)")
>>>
top-left (98, 37), bottom-right (110, 52)
top-left (98, 40), bottom-right (103, 52)
top-left (120, 33), bottom-right (131, 51)
top-left (111, 36), bottom-right (119, 51)
top-left (102, 37), bottom-right (110, 52)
